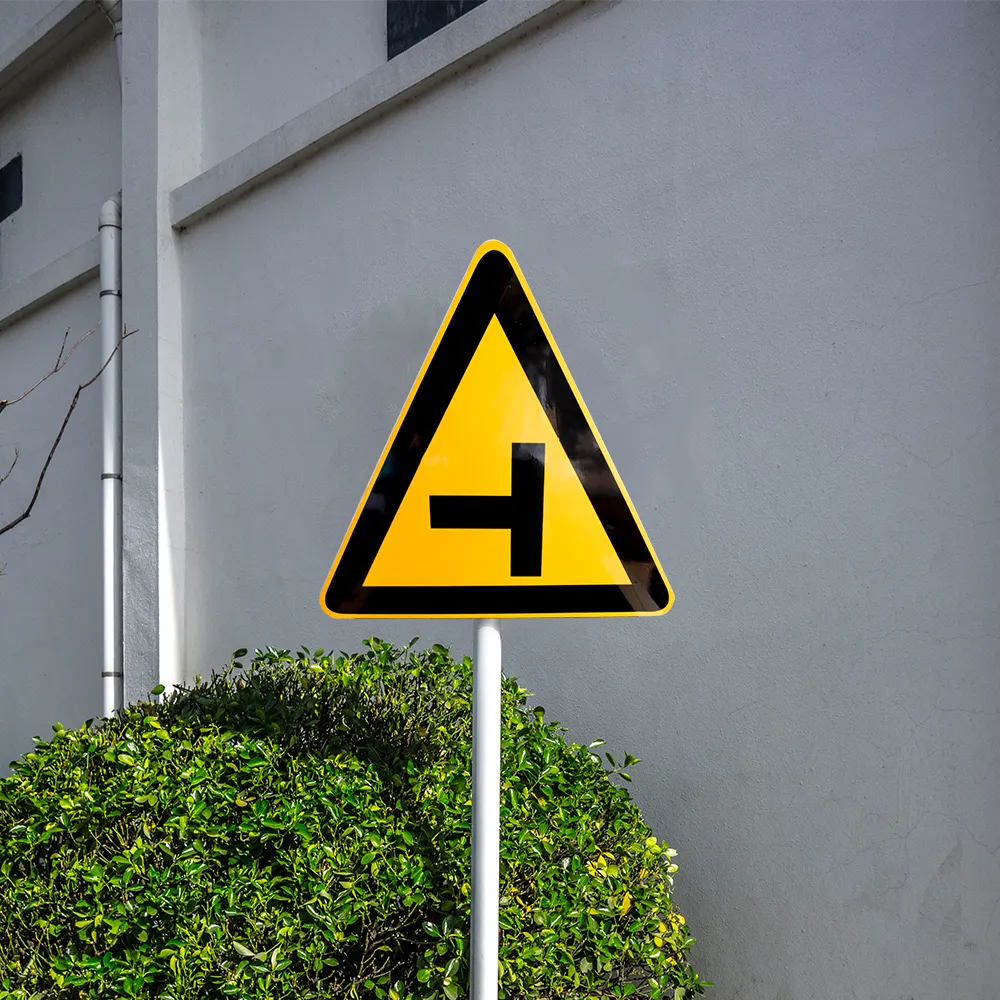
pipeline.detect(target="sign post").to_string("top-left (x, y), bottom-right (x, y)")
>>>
top-left (470, 618), bottom-right (502, 1000)
top-left (319, 241), bottom-right (672, 999)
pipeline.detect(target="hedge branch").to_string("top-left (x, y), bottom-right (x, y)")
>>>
top-left (0, 328), bottom-right (135, 538)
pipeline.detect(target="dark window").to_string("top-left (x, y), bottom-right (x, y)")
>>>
top-left (0, 155), bottom-right (22, 223)
top-left (387, 0), bottom-right (488, 59)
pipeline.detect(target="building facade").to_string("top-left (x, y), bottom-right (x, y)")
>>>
top-left (1, 2), bottom-right (998, 996)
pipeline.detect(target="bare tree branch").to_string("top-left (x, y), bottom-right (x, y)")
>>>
top-left (0, 329), bottom-right (135, 538)
top-left (0, 448), bottom-right (18, 488)
top-left (53, 327), bottom-right (71, 369)
top-left (0, 326), bottom-right (99, 417)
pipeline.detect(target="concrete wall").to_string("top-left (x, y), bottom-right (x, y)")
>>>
top-left (0, 19), bottom-right (118, 771)
top-left (176, 3), bottom-right (1000, 998)
top-left (0, 33), bottom-right (120, 285)
top-left (0, 1), bottom-right (64, 56)
top-left (1, 1), bottom-right (997, 997)
top-left (0, 285), bottom-right (103, 768)
top-left (200, 0), bottom-right (385, 166)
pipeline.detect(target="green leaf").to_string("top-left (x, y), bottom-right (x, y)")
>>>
top-left (0, 639), bottom-right (705, 997)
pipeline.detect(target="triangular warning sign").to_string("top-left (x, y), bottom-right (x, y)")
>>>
top-left (320, 241), bottom-right (672, 618)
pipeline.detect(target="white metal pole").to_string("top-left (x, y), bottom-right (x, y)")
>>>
top-left (99, 196), bottom-right (123, 718)
top-left (470, 618), bottom-right (502, 1000)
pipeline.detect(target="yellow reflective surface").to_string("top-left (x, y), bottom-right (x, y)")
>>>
top-left (364, 316), bottom-right (630, 587)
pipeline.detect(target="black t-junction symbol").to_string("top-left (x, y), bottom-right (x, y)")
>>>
top-left (429, 442), bottom-right (545, 576)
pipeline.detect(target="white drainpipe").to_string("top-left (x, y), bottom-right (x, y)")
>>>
top-left (96, 0), bottom-right (124, 717)
top-left (99, 196), bottom-right (123, 717)
top-left (95, 0), bottom-right (123, 95)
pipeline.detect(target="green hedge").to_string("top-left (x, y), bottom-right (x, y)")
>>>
top-left (0, 640), bottom-right (708, 999)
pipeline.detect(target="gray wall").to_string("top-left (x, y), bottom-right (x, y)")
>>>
top-left (0, 22), bottom-right (118, 771)
top-left (0, 34), bottom-right (119, 285)
top-left (0, 1), bottom-right (64, 55)
top-left (200, 0), bottom-right (385, 166)
top-left (0, 285), bottom-right (103, 766)
top-left (178, 4), bottom-right (1000, 997)
top-left (1, 1), bottom-right (996, 997)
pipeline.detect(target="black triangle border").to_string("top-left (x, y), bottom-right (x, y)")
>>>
top-left (324, 248), bottom-right (670, 617)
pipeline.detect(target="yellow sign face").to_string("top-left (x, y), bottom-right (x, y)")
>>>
top-left (320, 241), bottom-right (672, 618)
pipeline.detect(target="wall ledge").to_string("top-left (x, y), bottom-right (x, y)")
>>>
top-left (0, 1), bottom-right (103, 114)
top-left (0, 237), bottom-right (99, 333)
top-left (170, 0), bottom-right (580, 231)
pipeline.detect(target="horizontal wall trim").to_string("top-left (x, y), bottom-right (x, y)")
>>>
top-left (0, 1), bottom-right (103, 114)
top-left (0, 237), bottom-right (99, 333)
top-left (170, 0), bottom-right (580, 231)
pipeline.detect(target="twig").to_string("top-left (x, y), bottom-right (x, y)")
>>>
top-left (0, 329), bottom-right (134, 538)
top-left (53, 327), bottom-right (70, 369)
top-left (0, 449), bottom-right (17, 488)
top-left (0, 327), bottom-right (98, 417)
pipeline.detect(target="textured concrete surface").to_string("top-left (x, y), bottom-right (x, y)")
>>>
top-left (1, 2), bottom-right (997, 997)
top-left (0, 20), bottom-right (118, 773)
top-left (177, 4), bottom-right (1000, 997)
top-left (0, 284), bottom-right (103, 768)
top-left (0, 33), bottom-right (119, 286)
top-left (200, 0), bottom-right (385, 167)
